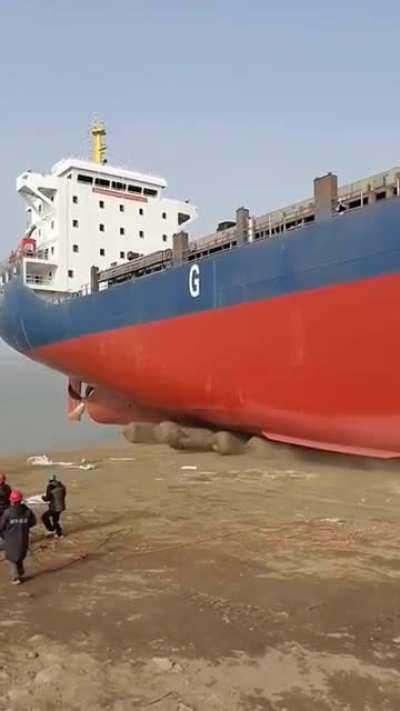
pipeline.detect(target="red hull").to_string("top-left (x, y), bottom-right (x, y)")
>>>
top-left (31, 272), bottom-right (400, 458)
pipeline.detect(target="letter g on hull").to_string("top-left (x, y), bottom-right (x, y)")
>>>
top-left (189, 264), bottom-right (200, 298)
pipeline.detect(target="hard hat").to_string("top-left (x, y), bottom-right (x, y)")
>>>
top-left (10, 490), bottom-right (23, 504)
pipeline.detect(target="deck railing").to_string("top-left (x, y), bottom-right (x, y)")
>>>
top-left (95, 171), bottom-right (400, 291)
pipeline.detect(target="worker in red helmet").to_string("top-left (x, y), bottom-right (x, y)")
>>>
top-left (0, 490), bottom-right (36, 584)
top-left (0, 474), bottom-right (11, 517)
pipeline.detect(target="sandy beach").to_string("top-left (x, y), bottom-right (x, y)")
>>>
top-left (0, 441), bottom-right (400, 710)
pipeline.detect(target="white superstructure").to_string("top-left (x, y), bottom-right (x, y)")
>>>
top-left (1, 125), bottom-right (197, 296)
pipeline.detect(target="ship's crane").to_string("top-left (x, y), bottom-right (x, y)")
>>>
top-left (91, 120), bottom-right (107, 164)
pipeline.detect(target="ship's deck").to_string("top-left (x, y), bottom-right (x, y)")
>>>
top-left (98, 166), bottom-right (400, 289)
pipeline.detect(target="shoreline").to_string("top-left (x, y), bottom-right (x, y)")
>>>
top-left (0, 438), bottom-right (124, 470)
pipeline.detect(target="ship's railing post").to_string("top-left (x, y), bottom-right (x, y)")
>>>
top-left (314, 172), bottom-right (338, 220)
top-left (235, 207), bottom-right (250, 243)
top-left (90, 265), bottom-right (99, 293)
top-left (248, 216), bottom-right (256, 243)
top-left (172, 231), bottom-right (189, 265)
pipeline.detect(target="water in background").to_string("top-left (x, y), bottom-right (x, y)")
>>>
top-left (0, 343), bottom-right (118, 456)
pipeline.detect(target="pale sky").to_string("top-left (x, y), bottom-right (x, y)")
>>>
top-left (0, 0), bottom-right (399, 253)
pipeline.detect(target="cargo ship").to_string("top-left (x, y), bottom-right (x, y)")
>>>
top-left (1, 123), bottom-right (400, 458)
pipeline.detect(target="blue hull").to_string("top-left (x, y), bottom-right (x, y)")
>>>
top-left (1, 199), bottom-right (400, 353)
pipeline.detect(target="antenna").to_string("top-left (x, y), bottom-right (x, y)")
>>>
top-left (91, 120), bottom-right (107, 164)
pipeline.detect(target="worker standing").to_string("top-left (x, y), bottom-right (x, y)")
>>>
top-left (0, 490), bottom-right (37, 584)
top-left (0, 474), bottom-right (12, 552)
top-left (0, 474), bottom-right (11, 517)
top-left (42, 474), bottom-right (66, 538)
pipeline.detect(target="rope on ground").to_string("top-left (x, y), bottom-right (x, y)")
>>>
top-left (142, 690), bottom-right (174, 707)
top-left (29, 527), bottom-right (134, 575)
top-left (2, 519), bottom-right (396, 577)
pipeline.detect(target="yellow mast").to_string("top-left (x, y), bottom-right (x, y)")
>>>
top-left (91, 120), bottom-right (107, 164)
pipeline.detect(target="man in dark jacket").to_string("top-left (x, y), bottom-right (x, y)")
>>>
top-left (42, 475), bottom-right (66, 538)
top-left (0, 490), bottom-right (36, 584)
top-left (0, 474), bottom-right (11, 516)
top-left (0, 474), bottom-right (12, 552)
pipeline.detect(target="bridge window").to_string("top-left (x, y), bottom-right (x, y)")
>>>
top-left (178, 212), bottom-right (190, 225)
top-left (111, 181), bottom-right (126, 191)
top-left (128, 185), bottom-right (142, 194)
top-left (144, 188), bottom-right (157, 197)
top-left (77, 174), bottom-right (93, 184)
top-left (376, 191), bottom-right (386, 201)
top-left (95, 178), bottom-right (110, 188)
